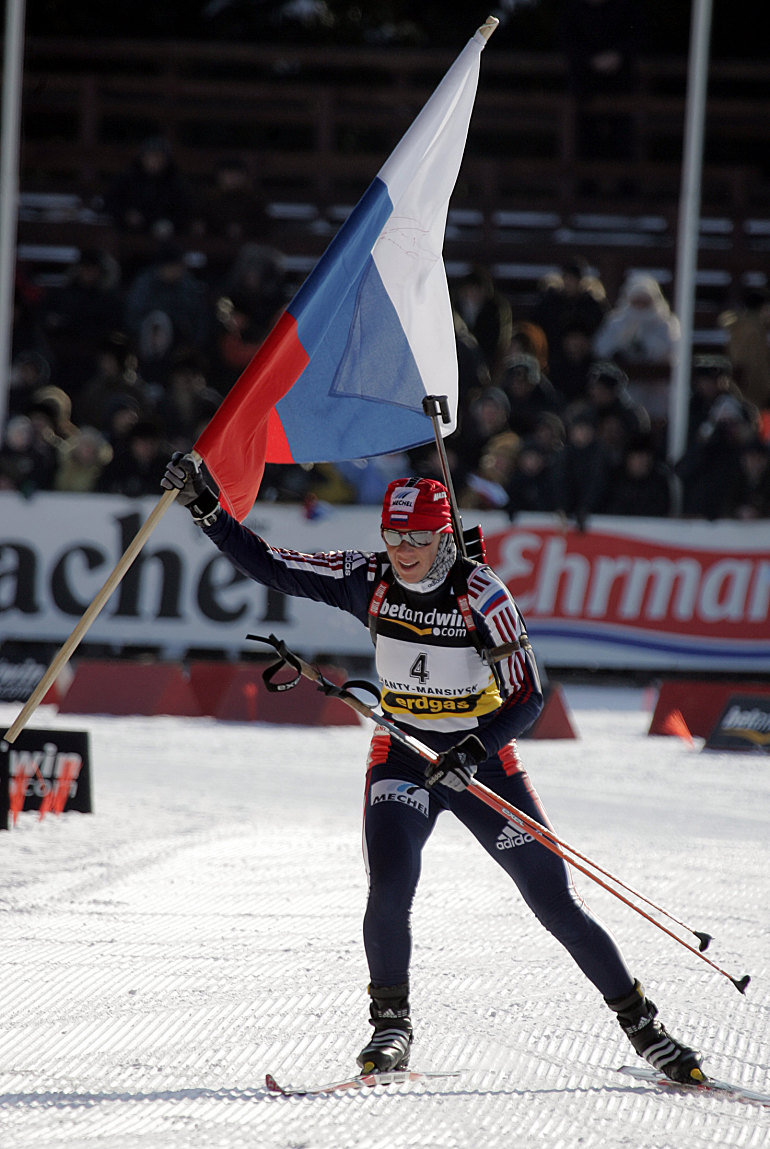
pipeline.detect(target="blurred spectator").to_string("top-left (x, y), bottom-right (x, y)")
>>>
top-left (157, 347), bottom-right (222, 450)
top-left (0, 456), bottom-right (20, 492)
top-left (455, 386), bottom-right (511, 475)
top-left (506, 440), bottom-right (559, 518)
top-left (335, 451), bottom-right (413, 505)
top-left (451, 266), bottom-right (513, 384)
top-left (531, 259), bottom-right (608, 355)
top-left (593, 272), bottom-right (679, 421)
top-left (259, 459), bottom-right (356, 507)
top-left (594, 273), bottom-right (679, 366)
top-left (103, 136), bottom-right (193, 239)
top-left (407, 437), bottom-right (465, 493)
top-left (97, 419), bottom-right (169, 497)
top-left (11, 268), bottom-right (50, 364)
top-left (553, 404), bottom-right (612, 529)
top-left (124, 244), bottom-right (212, 384)
top-left (40, 248), bottom-right (124, 395)
top-left (676, 393), bottom-right (759, 519)
top-left (547, 316), bottom-right (598, 404)
top-left (304, 463), bottom-right (357, 505)
top-left (454, 310), bottom-right (492, 405)
top-left (0, 415), bottom-right (56, 494)
top-left (508, 320), bottom-right (550, 375)
top-left (605, 434), bottom-right (673, 517)
top-left (458, 431), bottom-right (520, 510)
top-left (214, 244), bottom-right (288, 389)
top-left (686, 354), bottom-right (742, 445)
top-left (54, 427), bottom-right (114, 493)
top-left (734, 437), bottom-right (770, 519)
top-left (528, 411), bottom-right (567, 460)
top-left (560, 0), bottom-right (644, 191)
top-left (6, 350), bottom-right (52, 420)
top-left (585, 360), bottom-right (651, 466)
top-left (73, 334), bottom-right (151, 434)
top-left (719, 286), bottom-right (770, 415)
top-left (500, 353), bottom-right (564, 439)
top-left (192, 157), bottom-right (268, 244)
top-left (103, 396), bottom-right (144, 452)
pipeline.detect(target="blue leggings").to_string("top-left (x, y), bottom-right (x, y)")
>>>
top-left (362, 735), bottom-right (634, 1001)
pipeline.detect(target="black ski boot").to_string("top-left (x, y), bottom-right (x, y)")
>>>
top-left (606, 979), bottom-right (706, 1084)
top-left (356, 982), bottom-right (413, 1073)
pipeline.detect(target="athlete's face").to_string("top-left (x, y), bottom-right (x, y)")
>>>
top-left (383, 530), bottom-right (442, 583)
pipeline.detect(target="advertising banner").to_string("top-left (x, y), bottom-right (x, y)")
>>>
top-left (483, 515), bottom-right (770, 671)
top-left (0, 727), bottom-right (93, 830)
top-left (704, 695), bottom-right (770, 752)
top-left (1, 493), bottom-right (768, 672)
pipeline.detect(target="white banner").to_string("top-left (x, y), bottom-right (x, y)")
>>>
top-left (0, 492), bottom-right (394, 658)
top-left (1, 493), bottom-right (768, 671)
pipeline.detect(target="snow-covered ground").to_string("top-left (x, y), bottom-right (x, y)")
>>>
top-left (0, 686), bottom-right (768, 1149)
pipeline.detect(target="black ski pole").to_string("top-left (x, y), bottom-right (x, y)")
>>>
top-left (422, 394), bottom-right (467, 558)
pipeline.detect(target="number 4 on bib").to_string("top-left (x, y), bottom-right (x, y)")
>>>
top-left (409, 653), bottom-right (430, 683)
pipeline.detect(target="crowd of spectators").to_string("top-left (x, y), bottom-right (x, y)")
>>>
top-left (3, 137), bottom-right (770, 525)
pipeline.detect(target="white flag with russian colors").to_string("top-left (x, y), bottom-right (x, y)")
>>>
top-left (195, 18), bottom-right (497, 521)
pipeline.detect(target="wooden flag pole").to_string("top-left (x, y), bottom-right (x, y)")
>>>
top-left (3, 486), bottom-right (180, 743)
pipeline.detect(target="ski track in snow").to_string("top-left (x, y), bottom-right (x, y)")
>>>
top-left (0, 687), bottom-right (768, 1149)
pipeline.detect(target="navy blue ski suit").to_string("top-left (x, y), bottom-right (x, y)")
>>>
top-left (204, 511), bottom-right (634, 1000)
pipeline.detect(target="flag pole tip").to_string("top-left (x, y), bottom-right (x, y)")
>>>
top-left (732, 974), bottom-right (750, 995)
top-left (478, 15), bottom-right (499, 41)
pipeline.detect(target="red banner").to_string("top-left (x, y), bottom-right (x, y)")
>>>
top-left (484, 519), bottom-right (770, 670)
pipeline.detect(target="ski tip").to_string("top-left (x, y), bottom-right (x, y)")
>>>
top-left (732, 973), bottom-right (751, 995)
top-left (265, 1073), bottom-right (286, 1095)
top-left (694, 931), bottom-right (712, 952)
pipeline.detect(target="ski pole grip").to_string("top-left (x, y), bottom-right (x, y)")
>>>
top-left (422, 394), bottom-right (451, 423)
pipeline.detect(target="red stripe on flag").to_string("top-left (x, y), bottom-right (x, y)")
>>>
top-left (265, 407), bottom-right (293, 463)
top-left (195, 311), bottom-right (309, 521)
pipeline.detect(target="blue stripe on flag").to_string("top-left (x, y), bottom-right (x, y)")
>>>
top-left (276, 178), bottom-right (436, 462)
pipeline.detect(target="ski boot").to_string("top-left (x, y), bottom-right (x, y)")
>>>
top-left (607, 979), bottom-right (706, 1084)
top-left (356, 982), bottom-right (413, 1073)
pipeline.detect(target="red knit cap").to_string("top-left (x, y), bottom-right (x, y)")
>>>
top-left (381, 477), bottom-right (453, 533)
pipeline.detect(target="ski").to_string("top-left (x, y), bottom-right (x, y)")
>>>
top-left (618, 1064), bottom-right (770, 1106)
top-left (265, 1068), bottom-right (459, 1097)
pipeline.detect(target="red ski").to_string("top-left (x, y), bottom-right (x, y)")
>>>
top-left (618, 1064), bottom-right (770, 1106)
top-left (266, 1068), bottom-right (459, 1097)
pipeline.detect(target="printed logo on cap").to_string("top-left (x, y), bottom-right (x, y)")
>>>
top-left (388, 486), bottom-right (419, 525)
top-left (389, 487), bottom-right (420, 510)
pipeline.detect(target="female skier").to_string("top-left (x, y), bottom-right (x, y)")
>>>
top-left (162, 455), bottom-right (705, 1085)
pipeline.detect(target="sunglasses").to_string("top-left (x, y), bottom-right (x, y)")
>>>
top-left (381, 528), bottom-right (437, 547)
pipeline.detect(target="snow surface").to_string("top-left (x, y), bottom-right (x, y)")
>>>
top-left (0, 686), bottom-right (768, 1149)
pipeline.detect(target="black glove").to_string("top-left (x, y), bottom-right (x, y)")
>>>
top-left (161, 452), bottom-right (220, 525)
top-left (425, 734), bottom-right (487, 792)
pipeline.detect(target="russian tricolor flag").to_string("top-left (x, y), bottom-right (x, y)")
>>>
top-left (195, 18), bottom-right (497, 522)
